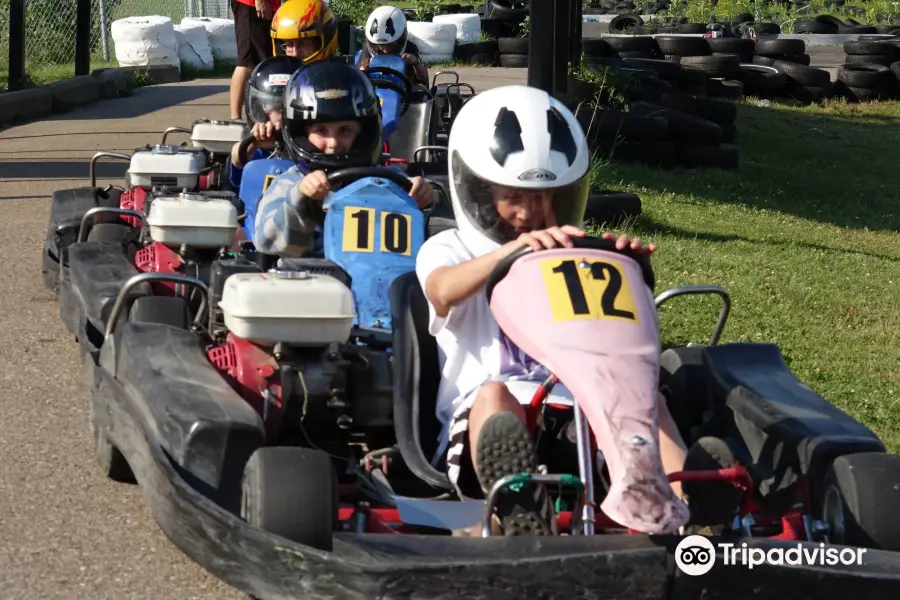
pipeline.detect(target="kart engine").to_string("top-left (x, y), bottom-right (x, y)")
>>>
top-left (134, 191), bottom-right (241, 296)
top-left (205, 259), bottom-right (395, 454)
top-left (127, 144), bottom-right (209, 190)
top-left (190, 119), bottom-right (247, 156)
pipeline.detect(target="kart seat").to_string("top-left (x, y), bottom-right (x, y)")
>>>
top-left (387, 86), bottom-right (439, 164)
top-left (390, 271), bottom-right (453, 491)
top-left (703, 342), bottom-right (884, 482)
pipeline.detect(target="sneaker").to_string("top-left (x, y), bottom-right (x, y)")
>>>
top-left (681, 436), bottom-right (745, 530)
top-left (474, 411), bottom-right (557, 536)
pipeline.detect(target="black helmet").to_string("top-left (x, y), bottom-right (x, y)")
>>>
top-left (281, 60), bottom-right (383, 171)
top-left (244, 55), bottom-right (306, 125)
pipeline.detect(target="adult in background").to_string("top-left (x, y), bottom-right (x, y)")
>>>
top-left (230, 0), bottom-right (281, 120)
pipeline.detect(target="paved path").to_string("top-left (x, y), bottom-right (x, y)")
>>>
top-left (0, 67), bottom-right (519, 600)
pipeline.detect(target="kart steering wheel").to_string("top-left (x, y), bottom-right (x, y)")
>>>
top-left (297, 166), bottom-right (414, 223)
top-left (236, 131), bottom-right (282, 165)
top-left (485, 236), bottom-right (657, 302)
top-left (366, 66), bottom-right (412, 116)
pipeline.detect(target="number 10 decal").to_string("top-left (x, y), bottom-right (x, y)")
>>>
top-left (540, 258), bottom-right (640, 323)
top-left (341, 206), bottom-right (413, 255)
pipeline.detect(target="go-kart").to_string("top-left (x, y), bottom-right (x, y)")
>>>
top-left (40, 119), bottom-right (248, 294)
top-left (75, 234), bottom-right (900, 599)
top-left (59, 166), bottom-right (428, 371)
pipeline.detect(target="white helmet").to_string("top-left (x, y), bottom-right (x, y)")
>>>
top-left (364, 6), bottom-right (407, 55)
top-left (446, 85), bottom-right (591, 257)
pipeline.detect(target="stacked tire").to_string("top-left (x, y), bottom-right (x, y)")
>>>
top-left (751, 39), bottom-right (832, 103)
top-left (574, 94), bottom-right (739, 171)
top-left (836, 39), bottom-right (900, 101)
top-left (498, 36), bottom-right (529, 68)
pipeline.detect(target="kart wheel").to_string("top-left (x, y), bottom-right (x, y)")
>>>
top-left (90, 404), bottom-right (135, 483)
top-left (128, 297), bottom-right (191, 329)
top-left (241, 447), bottom-right (338, 551)
top-left (816, 452), bottom-right (900, 551)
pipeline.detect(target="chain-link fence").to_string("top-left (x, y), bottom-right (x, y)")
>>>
top-left (1, 0), bottom-right (233, 84)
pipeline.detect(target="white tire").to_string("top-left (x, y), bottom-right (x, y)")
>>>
top-left (432, 14), bottom-right (481, 44)
top-left (181, 17), bottom-right (238, 64)
top-left (111, 16), bottom-right (180, 69)
top-left (174, 23), bottom-right (215, 70)
top-left (407, 22), bottom-right (457, 55)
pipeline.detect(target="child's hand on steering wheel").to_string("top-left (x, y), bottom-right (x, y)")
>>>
top-left (296, 170), bottom-right (331, 202)
top-left (409, 176), bottom-right (434, 208)
top-left (250, 120), bottom-right (279, 149)
top-left (601, 232), bottom-right (657, 256)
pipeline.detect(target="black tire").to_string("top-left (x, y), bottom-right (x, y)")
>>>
top-left (839, 25), bottom-right (878, 34)
top-left (707, 78), bottom-right (745, 100)
top-left (675, 143), bottom-right (740, 170)
top-left (629, 101), bottom-right (724, 144)
top-left (720, 122), bottom-right (736, 143)
top-left (655, 35), bottom-right (710, 57)
top-left (847, 85), bottom-right (894, 102)
top-left (584, 191), bottom-right (642, 226)
top-left (815, 452), bottom-right (900, 552)
top-left (794, 19), bottom-right (836, 34)
top-left (737, 63), bottom-right (788, 94)
top-left (843, 40), bottom-right (899, 56)
top-left (598, 140), bottom-right (678, 169)
top-left (753, 22), bottom-right (781, 35)
top-left (608, 14), bottom-right (644, 32)
top-left (481, 17), bottom-right (513, 38)
top-left (454, 39), bottom-right (499, 58)
top-left (772, 60), bottom-right (831, 87)
top-left (583, 37), bottom-right (616, 58)
top-left (485, 0), bottom-right (528, 23)
top-left (241, 447), bottom-right (338, 550)
top-left (676, 23), bottom-right (707, 34)
top-left (498, 37), bottom-right (528, 54)
top-left (622, 57), bottom-right (682, 81)
top-left (845, 53), bottom-right (897, 67)
top-left (85, 223), bottom-right (133, 243)
top-left (815, 14), bottom-right (845, 29)
top-left (603, 34), bottom-right (658, 53)
top-left (754, 38), bottom-right (806, 56)
top-left (576, 106), bottom-right (670, 141)
top-left (707, 37), bottom-right (755, 55)
top-left (679, 65), bottom-right (708, 85)
top-left (468, 52), bottom-right (498, 66)
top-left (659, 92), bottom-right (738, 125)
top-left (664, 54), bottom-right (683, 63)
top-left (618, 50), bottom-right (657, 60)
top-left (838, 63), bottom-right (894, 89)
top-left (90, 401), bottom-right (135, 483)
top-left (891, 61), bottom-right (900, 80)
top-left (128, 296), bottom-right (191, 329)
top-left (680, 54), bottom-right (740, 78)
top-left (499, 53), bottom-right (528, 68)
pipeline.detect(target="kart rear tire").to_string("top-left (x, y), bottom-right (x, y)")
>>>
top-left (241, 447), bottom-right (338, 551)
top-left (128, 297), bottom-right (191, 329)
top-left (816, 452), bottom-right (900, 552)
top-left (90, 403), bottom-right (135, 483)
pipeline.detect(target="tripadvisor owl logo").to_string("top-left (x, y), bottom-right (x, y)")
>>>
top-left (674, 535), bottom-right (867, 576)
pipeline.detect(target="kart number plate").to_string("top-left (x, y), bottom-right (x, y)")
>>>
top-left (341, 206), bottom-right (412, 255)
top-left (540, 257), bottom-right (640, 323)
top-left (263, 174), bottom-right (276, 192)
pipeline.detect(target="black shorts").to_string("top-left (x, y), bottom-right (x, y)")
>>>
top-left (232, 0), bottom-right (274, 68)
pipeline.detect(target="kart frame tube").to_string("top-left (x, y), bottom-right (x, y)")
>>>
top-left (84, 332), bottom-right (900, 600)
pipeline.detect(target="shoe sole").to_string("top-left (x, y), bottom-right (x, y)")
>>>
top-left (474, 412), bottom-right (553, 536)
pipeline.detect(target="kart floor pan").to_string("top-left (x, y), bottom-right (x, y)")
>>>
top-left (83, 325), bottom-right (900, 600)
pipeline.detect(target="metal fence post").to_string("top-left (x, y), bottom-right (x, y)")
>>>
top-left (527, 0), bottom-right (556, 94)
top-left (75, 0), bottom-right (92, 75)
top-left (99, 0), bottom-right (111, 61)
top-left (8, 0), bottom-right (26, 90)
top-left (552, 0), bottom-right (570, 95)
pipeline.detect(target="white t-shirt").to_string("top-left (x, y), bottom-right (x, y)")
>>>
top-left (415, 229), bottom-right (574, 462)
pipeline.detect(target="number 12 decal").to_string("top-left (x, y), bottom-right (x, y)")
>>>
top-left (341, 206), bottom-right (412, 255)
top-left (541, 258), bottom-right (640, 323)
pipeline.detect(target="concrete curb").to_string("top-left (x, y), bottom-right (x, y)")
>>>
top-left (0, 64), bottom-right (182, 127)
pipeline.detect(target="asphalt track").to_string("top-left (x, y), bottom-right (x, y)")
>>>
top-left (0, 52), bottom-right (843, 598)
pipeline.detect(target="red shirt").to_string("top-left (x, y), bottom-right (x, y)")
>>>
top-left (235, 0), bottom-right (281, 12)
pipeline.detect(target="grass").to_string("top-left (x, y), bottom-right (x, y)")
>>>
top-left (584, 97), bottom-right (900, 451)
top-left (0, 59), bottom-right (118, 90)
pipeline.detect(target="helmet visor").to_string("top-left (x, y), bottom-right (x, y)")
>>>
top-left (365, 32), bottom-right (407, 57)
top-left (451, 150), bottom-right (590, 245)
top-left (246, 86), bottom-right (285, 127)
